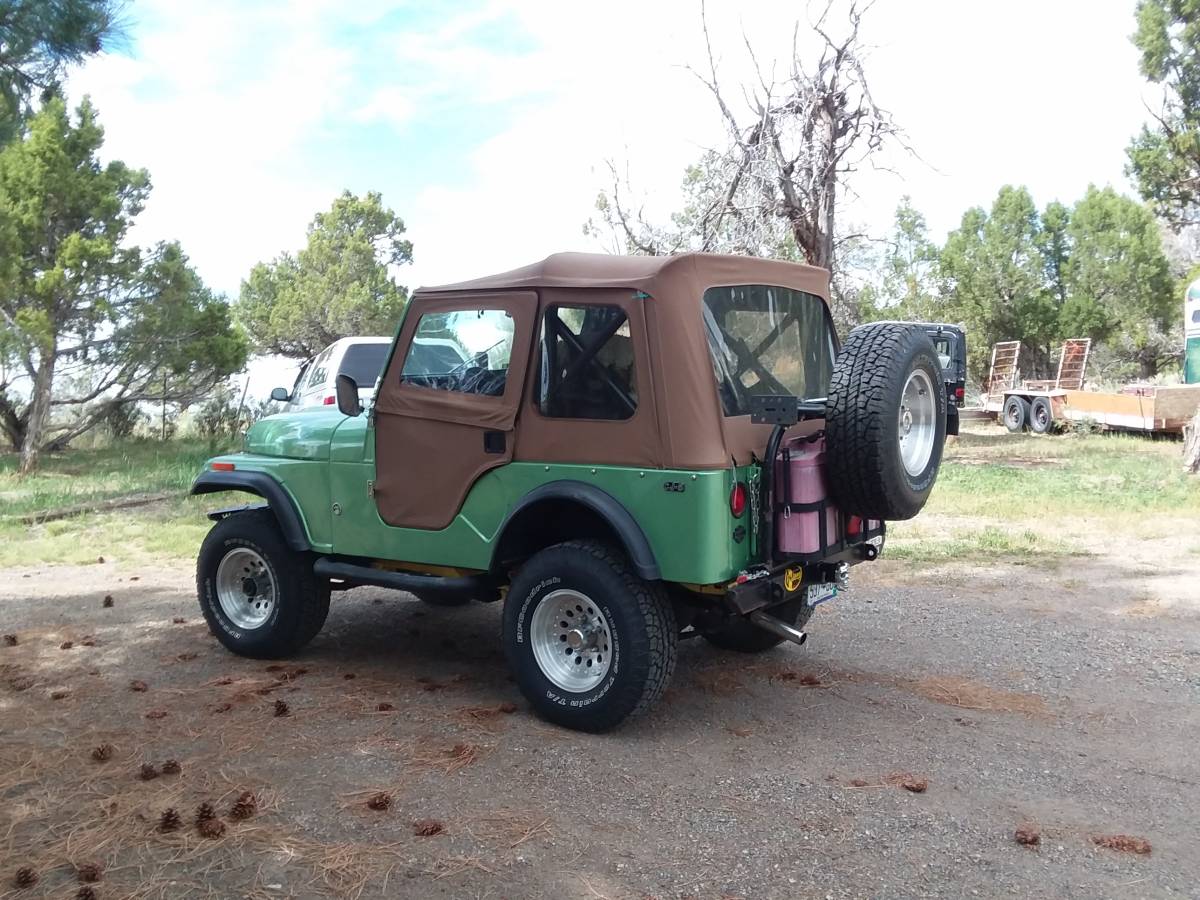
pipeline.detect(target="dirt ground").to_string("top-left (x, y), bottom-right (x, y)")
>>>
top-left (2, 540), bottom-right (1198, 899)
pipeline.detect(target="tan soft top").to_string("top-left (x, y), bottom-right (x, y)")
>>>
top-left (384, 252), bottom-right (831, 475)
top-left (418, 252), bottom-right (830, 303)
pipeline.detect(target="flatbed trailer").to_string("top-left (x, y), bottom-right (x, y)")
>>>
top-left (979, 339), bottom-right (1200, 435)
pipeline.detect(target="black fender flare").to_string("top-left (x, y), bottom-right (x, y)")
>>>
top-left (492, 480), bottom-right (661, 580)
top-left (191, 470), bottom-right (311, 552)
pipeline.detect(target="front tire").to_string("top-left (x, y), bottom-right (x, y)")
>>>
top-left (704, 598), bottom-right (813, 653)
top-left (197, 509), bottom-right (330, 659)
top-left (503, 541), bottom-right (677, 732)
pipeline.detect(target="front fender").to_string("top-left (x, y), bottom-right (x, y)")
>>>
top-left (191, 470), bottom-right (311, 552)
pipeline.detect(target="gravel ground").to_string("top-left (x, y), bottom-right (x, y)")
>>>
top-left (1, 550), bottom-right (1197, 899)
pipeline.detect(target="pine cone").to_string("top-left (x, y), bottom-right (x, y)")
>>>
top-left (77, 886), bottom-right (97, 900)
top-left (75, 861), bottom-right (103, 883)
top-left (91, 743), bottom-right (115, 762)
top-left (228, 791), bottom-right (258, 820)
top-left (102, 595), bottom-right (114, 607)
top-left (158, 808), bottom-right (181, 833)
top-left (4, 634), bottom-right (19, 646)
top-left (129, 680), bottom-right (148, 692)
top-left (273, 699), bottom-right (289, 717)
top-left (160, 759), bottom-right (181, 775)
top-left (366, 792), bottom-right (391, 811)
top-left (197, 816), bottom-right (226, 839)
top-left (139, 763), bottom-right (159, 781)
top-left (60, 640), bottom-right (74, 649)
top-left (195, 801), bottom-right (216, 824)
top-left (13, 866), bottom-right (38, 887)
top-left (412, 818), bottom-right (445, 837)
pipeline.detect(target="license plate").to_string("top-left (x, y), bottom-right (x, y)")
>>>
top-left (805, 583), bottom-right (837, 608)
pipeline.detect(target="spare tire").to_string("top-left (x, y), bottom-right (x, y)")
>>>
top-left (824, 322), bottom-right (947, 520)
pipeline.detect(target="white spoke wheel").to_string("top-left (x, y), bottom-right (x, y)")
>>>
top-left (503, 540), bottom-right (677, 732)
top-left (215, 547), bottom-right (277, 630)
top-left (530, 589), bottom-right (612, 692)
top-left (898, 368), bottom-right (937, 477)
top-left (197, 508), bottom-right (330, 660)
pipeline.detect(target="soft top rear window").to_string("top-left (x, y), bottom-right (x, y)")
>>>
top-left (339, 343), bottom-right (391, 387)
top-left (703, 284), bottom-right (834, 416)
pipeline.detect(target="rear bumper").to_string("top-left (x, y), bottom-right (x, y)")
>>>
top-left (724, 534), bottom-right (883, 615)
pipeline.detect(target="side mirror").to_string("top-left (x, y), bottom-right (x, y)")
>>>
top-left (335, 373), bottom-right (362, 417)
top-left (269, 387), bottom-right (290, 402)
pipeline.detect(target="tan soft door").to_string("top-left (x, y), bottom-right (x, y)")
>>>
top-left (373, 292), bottom-right (536, 530)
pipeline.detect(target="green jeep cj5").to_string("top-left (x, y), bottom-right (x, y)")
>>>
top-left (193, 253), bottom-right (955, 732)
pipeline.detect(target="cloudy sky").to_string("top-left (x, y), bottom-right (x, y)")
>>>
top-left (64, 0), bottom-right (1150, 382)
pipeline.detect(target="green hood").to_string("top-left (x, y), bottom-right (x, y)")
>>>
top-left (244, 409), bottom-right (346, 460)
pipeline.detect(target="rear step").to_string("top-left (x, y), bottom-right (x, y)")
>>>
top-left (748, 609), bottom-right (808, 647)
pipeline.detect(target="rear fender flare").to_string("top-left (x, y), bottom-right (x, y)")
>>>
top-left (492, 480), bottom-right (661, 580)
top-left (191, 471), bottom-right (311, 552)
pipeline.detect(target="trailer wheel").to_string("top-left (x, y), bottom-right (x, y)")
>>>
top-left (1029, 397), bottom-right (1053, 434)
top-left (825, 322), bottom-right (947, 521)
top-left (1003, 396), bottom-right (1030, 433)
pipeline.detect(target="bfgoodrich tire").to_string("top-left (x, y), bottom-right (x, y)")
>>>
top-left (503, 541), bottom-right (677, 732)
top-left (197, 509), bottom-right (330, 659)
top-left (825, 322), bottom-right (947, 520)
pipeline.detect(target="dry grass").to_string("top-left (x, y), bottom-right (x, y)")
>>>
top-left (408, 740), bottom-right (489, 776)
top-left (692, 668), bottom-right (745, 696)
top-left (451, 702), bottom-right (518, 732)
top-left (902, 675), bottom-right (1047, 716)
top-left (1092, 833), bottom-right (1152, 855)
top-left (466, 809), bottom-right (554, 848)
top-left (843, 772), bottom-right (930, 793)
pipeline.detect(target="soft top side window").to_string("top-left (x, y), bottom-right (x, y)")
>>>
top-left (399, 308), bottom-right (514, 397)
top-left (538, 305), bottom-right (637, 420)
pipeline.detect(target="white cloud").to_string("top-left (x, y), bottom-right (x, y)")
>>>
top-left (65, 0), bottom-right (1153, 303)
top-left (348, 86), bottom-right (415, 131)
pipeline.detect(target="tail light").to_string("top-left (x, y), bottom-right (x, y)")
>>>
top-left (955, 386), bottom-right (965, 401)
top-left (729, 482), bottom-right (747, 518)
top-left (323, 395), bottom-right (336, 405)
top-left (847, 515), bottom-right (861, 536)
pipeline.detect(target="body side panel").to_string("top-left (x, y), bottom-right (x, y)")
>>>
top-left (328, 443), bottom-right (748, 584)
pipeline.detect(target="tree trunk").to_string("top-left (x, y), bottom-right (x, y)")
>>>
top-left (1184, 405), bottom-right (1200, 475)
top-left (18, 349), bottom-right (56, 475)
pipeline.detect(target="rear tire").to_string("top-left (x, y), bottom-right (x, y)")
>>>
top-left (1004, 396), bottom-right (1030, 433)
top-left (704, 598), bottom-right (813, 653)
top-left (503, 541), bottom-right (677, 732)
top-left (825, 322), bottom-right (947, 520)
top-left (197, 509), bottom-right (329, 659)
top-left (1029, 397), bottom-right (1053, 434)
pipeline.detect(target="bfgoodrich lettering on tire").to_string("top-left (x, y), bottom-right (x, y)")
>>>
top-left (503, 540), bottom-right (677, 732)
top-left (825, 322), bottom-right (948, 520)
top-left (197, 508), bottom-right (330, 659)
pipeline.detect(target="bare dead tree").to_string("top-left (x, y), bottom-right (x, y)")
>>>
top-left (589, 1), bottom-right (907, 329)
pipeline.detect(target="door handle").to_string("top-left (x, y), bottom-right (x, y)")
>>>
top-left (483, 431), bottom-right (506, 454)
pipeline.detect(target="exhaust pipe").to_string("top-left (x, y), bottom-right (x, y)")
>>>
top-left (749, 610), bottom-right (808, 647)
